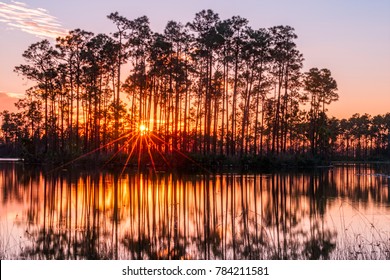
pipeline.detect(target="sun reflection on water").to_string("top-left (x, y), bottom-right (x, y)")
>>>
top-left (0, 163), bottom-right (389, 260)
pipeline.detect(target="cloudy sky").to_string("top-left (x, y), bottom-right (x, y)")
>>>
top-left (0, 0), bottom-right (389, 118)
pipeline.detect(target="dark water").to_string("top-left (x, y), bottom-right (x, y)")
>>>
top-left (1, 163), bottom-right (389, 260)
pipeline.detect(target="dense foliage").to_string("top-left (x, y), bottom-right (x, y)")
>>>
top-left (1, 10), bottom-right (389, 166)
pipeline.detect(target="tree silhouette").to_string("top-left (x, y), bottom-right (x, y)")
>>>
top-left (3, 9), bottom-right (389, 165)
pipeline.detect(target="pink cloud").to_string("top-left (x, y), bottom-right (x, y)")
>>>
top-left (0, 1), bottom-right (67, 39)
top-left (0, 91), bottom-right (20, 112)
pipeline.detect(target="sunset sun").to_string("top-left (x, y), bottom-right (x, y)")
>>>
top-left (138, 124), bottom-right (148, 135)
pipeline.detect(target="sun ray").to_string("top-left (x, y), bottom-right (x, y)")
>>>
top-left (48, 131), bottom-right (133, 173)
top-left (47, 118), bottom-right (208, 175)
top-left (120, 134), bottom-right (141, 177)
top-left (145, 134), bottom-right (171, 169)
top-left (149, 133), bottom-right (211, 174)
top-left (143, 135), bottom-right (157, 174)
top-left (103, 132), bottom-right (138, 169)
top-left (137, 137), bottom-right (143, 173)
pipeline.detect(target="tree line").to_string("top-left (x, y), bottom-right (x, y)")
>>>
top-left (1, 9), bottom-right (389, 166)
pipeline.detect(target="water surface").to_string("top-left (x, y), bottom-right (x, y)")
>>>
top-left (1, 163), bottom-right (389, 259)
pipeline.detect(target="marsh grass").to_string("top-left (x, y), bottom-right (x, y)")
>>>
top-left (1, 223), bottom-right (389, 260)
top-left (0, 220), bottom-right (31, 260)
top-left (1, 222), bottom-right (14, 259)
top-left (331, 202), bottom-right (390, 260)
top-left (333, 225), bottom-right (390, 259)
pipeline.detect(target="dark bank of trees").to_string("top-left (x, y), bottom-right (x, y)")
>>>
top-left (0, 10), bottom-right (389, 167)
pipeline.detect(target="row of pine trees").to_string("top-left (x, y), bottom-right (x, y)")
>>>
top-left (1, 10), bottom-right (390, 165)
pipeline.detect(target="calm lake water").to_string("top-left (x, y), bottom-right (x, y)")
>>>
top-left (1, 162), bottom-right (389, 260)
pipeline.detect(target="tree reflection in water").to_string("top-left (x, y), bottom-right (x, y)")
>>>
top-left (1, 163), bottom-right (389, 259)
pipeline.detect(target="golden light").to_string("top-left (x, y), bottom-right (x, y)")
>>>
top-left (139, 124), bottom-right (148, 135)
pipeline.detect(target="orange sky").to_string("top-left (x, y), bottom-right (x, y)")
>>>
top-left (0, 92), bottom-right (19, 112)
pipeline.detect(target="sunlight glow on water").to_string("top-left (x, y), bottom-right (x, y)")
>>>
top-left (0, 163), bottom-right (389, 260)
